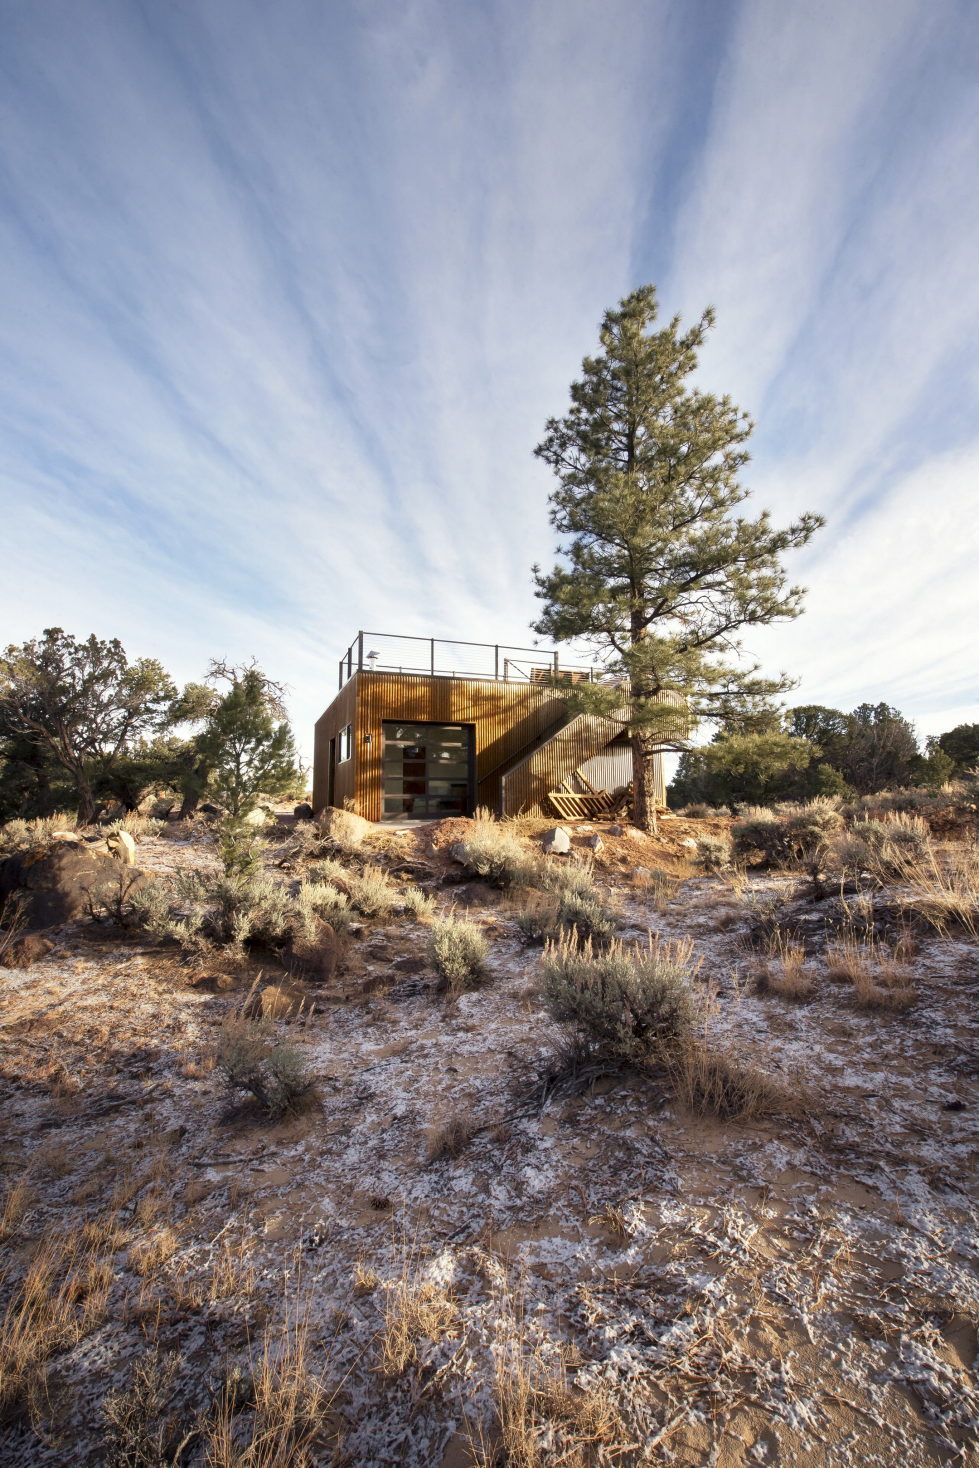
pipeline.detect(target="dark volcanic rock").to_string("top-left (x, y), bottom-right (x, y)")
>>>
top-left (0, 845), bottom-right (145, 930)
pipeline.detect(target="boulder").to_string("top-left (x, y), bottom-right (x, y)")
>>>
top-left (541, 827), bottom-right (572, 855)
top-left (607, 823), bottom-right (625, 836)
top-left (243, 807), bottom-right (268, 827)
top-left (294, 802), bottom-right (315, 821)
top-left (0, 845), bottom-right (147, 930)
top-left (449, 842), bottom-right (470, 865)
top-left (283, 919), bottom-right (338, 983)
top-left (2, 934), bottom-right (55, 968)
top-left (106, 830), bottom-right (137, 865)
top-left (680, 838), bottom-right (699, 852)
top-left (315, 807), bottom-right (374, 847)
top-left (585, 833), bottom-right (604, 851)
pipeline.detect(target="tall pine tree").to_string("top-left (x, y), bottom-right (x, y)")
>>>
top-left (533, 286), bottom-right (823, 830)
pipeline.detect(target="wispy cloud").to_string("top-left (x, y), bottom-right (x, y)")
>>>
top-left (0, 0), bottom-right (976, 752)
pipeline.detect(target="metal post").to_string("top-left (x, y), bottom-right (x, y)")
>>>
top-left (430, 639), bottom-right (435, 676)
top-left (494, 645), bottom-right (499, 680)
top-left (338, 659), bottom-right (342, 690)
top-left (357, 631), bottom-right (364, 672)
top-left (553, 650), bottom-right (559, 679)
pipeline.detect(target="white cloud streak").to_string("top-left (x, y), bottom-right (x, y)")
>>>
top-left (0, 0), bottom-right (976, 754)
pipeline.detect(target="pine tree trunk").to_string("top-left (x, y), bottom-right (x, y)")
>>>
top-left (631, 732), bottom-right (659, 834)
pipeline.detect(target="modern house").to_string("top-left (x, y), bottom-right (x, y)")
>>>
top-left (312, 632), bottom-right (686, 823)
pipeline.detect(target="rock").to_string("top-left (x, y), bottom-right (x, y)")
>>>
top-left (586, 833), bottom-right (604, 851)
top-left (255, 983), bottom-right (303, 1019)
top-left (449, 842), bottom-right (470, 865)
top-left (607, 823), bottom-right (625, 836)
top-left (283, 919), bottom-right (338, 983)
top-left (0, 845), bottom-right (147, 930)
top-left (50, 830), bottom-right (82, 845)
top-left (680, 838), bottom-right (699, 852)
top-left (243, 807), bottom-right (268, 827)
top-left (625, 827), bottom-right (646, 841)
top-left (392, 955), bottom-right (428, 975)
top-left (106, 830), bottom-right (137, 864)
top-left (200, 803), bottom-right (222, 816)
top-left (294, 802), bottom-right (314, 821)
top-left (2, 934), bottom-right (55, 968)
top-left (315, 807), bottom-right (374, 847)
top-left (541, 827), bottom-right (572, 855)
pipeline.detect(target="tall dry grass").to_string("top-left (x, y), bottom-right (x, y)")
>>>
top-left (0, 1231), bottom-right (114, 1427)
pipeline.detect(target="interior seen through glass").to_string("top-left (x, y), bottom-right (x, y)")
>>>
top-left (381, 721), bottom-right (472, 818)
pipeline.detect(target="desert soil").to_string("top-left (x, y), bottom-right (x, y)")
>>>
top-left (1, 812), bottom-right (976, 1465)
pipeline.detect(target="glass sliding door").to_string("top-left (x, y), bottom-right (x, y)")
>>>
top-left (381, 722), bottom-right (474, 819)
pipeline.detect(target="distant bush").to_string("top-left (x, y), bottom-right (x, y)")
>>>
top-left (696, 833), bottom-right (732, 869)
top-left (428, 915), bottom-right (489, 994)
top-left (132, 871), bottom-right (305, 953)
top-left (539, 933), bottom-right (697, 1065)
top-left (732, 798), bottom-right (844, 868)
top-left (451, 810), bottom-right (536, 888)
top-left (848, 813), bottom-right (931, 876)
top-left (0, 813), bottom-right (79, 856)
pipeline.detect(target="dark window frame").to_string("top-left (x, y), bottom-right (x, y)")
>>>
top-left (380, 720), bottom-right (475, 820)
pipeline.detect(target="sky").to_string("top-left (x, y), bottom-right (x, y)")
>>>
top-left (1, 0), bottom-right (977, 764)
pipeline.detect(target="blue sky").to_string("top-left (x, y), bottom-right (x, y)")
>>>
top-left (1, 0), bottom-right (977, 761)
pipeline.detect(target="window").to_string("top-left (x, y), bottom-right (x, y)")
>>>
top-left (381, 722), bottom-right (473, 819)
top-left (337, 724), bottom-right (352, 763)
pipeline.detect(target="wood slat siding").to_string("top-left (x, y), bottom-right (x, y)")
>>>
top-left (312, 678), bottom-right (357, 812)
top-left (314, 672), bottom-right (570, 821)
top-left (501, 712), bottom-right (624, 815)
top-left (312, 673), bottom-right (684, 819)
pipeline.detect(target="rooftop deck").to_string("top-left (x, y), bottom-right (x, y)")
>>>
top-left (337, 630), bottom-right (600, 689)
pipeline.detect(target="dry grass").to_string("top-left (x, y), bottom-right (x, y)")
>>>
top-left (376, 1270), bottom-right (457, 1376)
top-left (0, 892), bottom-right (30, 964)
top-left (128, 1226), bottom-right (181, 1278)
top-left (0, 1178), bottom-right (33, 1244)
top-left (825, 935), bottom-right (916, 1010)
top-left (352, 1262), bottom-right (381, 1295)
top-left (203, 1308), bottom-right (341, 1466)
top-left (424, 1117), bottom-right (474, 1163)
top-left (754, 934), bottom-right (815, 1002)
top-left (670, 1038), bottom-right (805, 1120)
top-left (466, 1286), bottom-right (625, 1468)
top-left (897, 845), bottom-right (979, 940)
top-left (588, 1202), bottom-right (632, 1245)
top-left (0, 1232), bottom-right (114, 1426)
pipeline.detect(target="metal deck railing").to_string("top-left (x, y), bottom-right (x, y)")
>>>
top-left (337, 631), bottom-right (600, 689)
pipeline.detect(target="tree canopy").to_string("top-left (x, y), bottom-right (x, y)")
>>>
top-left (532, 284), bottom-right (823, 828)
top-left (0, 628), bottom-right (177, 823)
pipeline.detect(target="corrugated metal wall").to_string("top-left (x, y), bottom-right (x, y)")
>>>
top-left (500, 712), bottom-right (624, 814)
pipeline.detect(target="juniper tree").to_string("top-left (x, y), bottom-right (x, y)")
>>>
top-left (0, 629), bottom-right (176, 824)
top-left (532, 285), bottom-right (824, 830)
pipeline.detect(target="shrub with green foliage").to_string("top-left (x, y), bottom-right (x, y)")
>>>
top-left (216, 1011), bottom-right (310, 1117)
top-left (539, 933), bottom-right (697, 1065)
top-left (451, 810), bottom-right (536, 888)
top-left (428, 915), bottom-right (489, 994)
